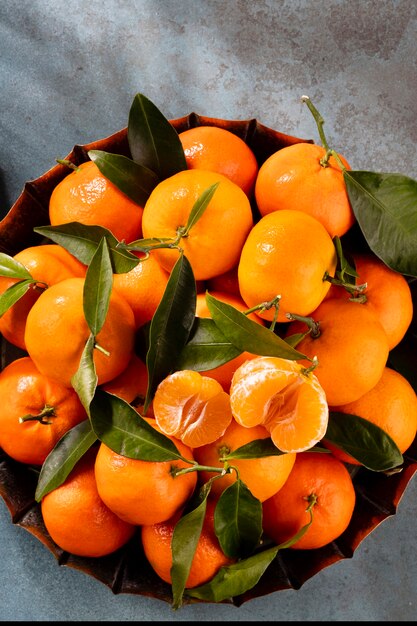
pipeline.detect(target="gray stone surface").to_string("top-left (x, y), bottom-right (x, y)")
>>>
top-left (0, 0), bottom-right (417, 620)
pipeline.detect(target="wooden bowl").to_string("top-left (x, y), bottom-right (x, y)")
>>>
top-left (1, 115), bottom-right (417, 606)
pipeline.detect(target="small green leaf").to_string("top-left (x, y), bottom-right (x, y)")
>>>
top-left (144, 254), bottom-right (196, 412)
top-left (326, 411), bottom-right (404, 471)
top-left (35, 420), bottom-right (97, 501)
top-left (71, 334), bottom-right (97, 416)
top-left (171, 482), bottom-right (211, 610)
top-left (177, 317), bottom-right (242, 371)
top-left (222, 438), bottom-right (284, 460)
top-left (0, 253), bottom-right (33, 280)
top-left (205, 293), bottom-right (307, 361)
top-left (284, 330), bottom-right (311, 349)
top-left (333, 235), bottom-right (358, 283)
top-left (214, 480), bottom-right (262, 558)
top-left (33, 223), bottom-right (139, 273)
top-left (127, 92), bottom-right (187, 179)
top-left (88, 150), bottom-right (159, 207)
top-left (187, 506), bottom-right (314, 603)
top-left (83, 237), bottom-right (113, 336)
top-left (344, 170), bottom-right (417, 276)
top-left (90, 389), bottom-right (186, 461)
top-left (183, 183), bottom-right (220, 236)
top-left (0, 279), bottom-right (35, 317)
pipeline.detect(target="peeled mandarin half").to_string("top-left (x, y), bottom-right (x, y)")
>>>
top-left (229, 356), bottom-right (328, 453)
top-left (153, 370), bottom-right (233, 448)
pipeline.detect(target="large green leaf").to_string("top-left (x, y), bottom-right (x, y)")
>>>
top-left (88, 150), bottom-right (159, 207)
top-left (326, 411), bottom-right (403, 471)
top-left (0, 253), bottom-right (33, 280)
top-left (0, 279), bottom-right (35, 317)
top-left (127, 92), bottom-right (187, 179)
top-left (90, 389), bottom-right (186, 462)
top-left (71, 334), bottom-right (97, 415)
top-left (205, 293), bottom-right (307, 360)
top-left (344, 170), bottom-right (417, 276)
top-left (171, 482), bottom-right (212, 610)
top-left (34, 420), bottom-right (97, 501)
top-left (83, 237), bottom-right (113, 336)
top-left (214, 480), bottom-right (262, 558)
top-left (34, 223), bottom-right (139, 273)
top-left (176, 317), bottom-right (241, 371)
top-left (144, 254), bottom-right (196, 412)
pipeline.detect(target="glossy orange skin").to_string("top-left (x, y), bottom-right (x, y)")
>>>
top-left (325, 253), bottom-right (413, 351)
top-left (255, 143), bottom-right (354, 238)
top-left (206, 265), bottom-right (241, 297)
top-left (326, 367), bottom-right (417, 465)
top-left (112, 251), bottom-right (169, 330)
top-left (179, 125), bottom-right (259, 197)
top-left (238, 210), bottom-right (337, 322)
top-left (141, 169), bottom-right (253, 280)
top-left (0, 244), bottom-right (86, 350)
top-left (194, 418), bottom-right (296, 502)
top-left (94, 424), bottom-right (197, 526)
top-left (41, 448), bottom-right (136, 557)
top-left (0, 356), bottom-right (87, 465)
top-left (49, 161), bottom-right (143, 243)
top-left (262, 452), bottom-right (356, 550)
top-left (195, 290), bottom-right (263, 391)
top-left (24, 277), bottom-right (136, 387)
top-left (286, 298), bottom-right (390, 406)
top-left (141, 498), bottom-right (233, 588)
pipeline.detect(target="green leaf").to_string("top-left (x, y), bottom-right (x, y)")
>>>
top-left (127, 92), bottom-right (187, 179)
top-left (222, 437), bottom-right (284, 460)
top-left (0, 253), bottom-right (33, 280)
top-left (205, 293), bottom-right (307, 360)
top-left (33, 223), bottom-right (139, 273)
top-left (187, 506), bottom-right (314, 603)
top-left (88, 150), bottom-right (159, 207)
top-left (333, 235), bottom-right (358, 283)
top-left (326, 411), bottom-right (404, 471)
top-left (83, 237), bottom-right (113, 336)
top-left (71, 334), bottom-right (97, 415)
top-left (284, 330), bottom-right (310, 349)
top-left (34, 419), bottom-right (97, 501)
top-left (0, 279), bottom-right (35, 317)
top-left (344, 170), bottom-right (417, 276)
top-left (171, 482), bottom-right (211, 610)
top-left (89, 389), bottom-right (186, 461)
top-left (177, 317), bottom-right (242, 371)
top-left (214, 480), bottom-right (262, 558)
top-left (183, 183), bottom-right (220, 236)
top-left (144, 254), bottom-right (196, 412)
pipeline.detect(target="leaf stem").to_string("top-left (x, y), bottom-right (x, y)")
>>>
top-left (244, 295), bottom-right (281, 317)
top-left (301, 96), bottom-right (347, 171)
top-left (19, 404), bottom-right (55, 425)
top-left (94, 342), bottom-right (110, 357)
top-left (56, 158), bottom-right (80, 172)
top-left (286, 312), bottom-right (321, 338)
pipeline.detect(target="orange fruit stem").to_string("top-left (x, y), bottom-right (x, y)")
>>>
top-left (19, 404), bottom-right (55, 425)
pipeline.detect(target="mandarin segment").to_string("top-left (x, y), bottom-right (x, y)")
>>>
top-left (229, 356), bottom-right (329, 453)
top-left (153, 369), bottom-right (233, 448)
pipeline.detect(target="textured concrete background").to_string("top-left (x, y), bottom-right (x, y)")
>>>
top-left (1, 0), bottom-right (417, 621)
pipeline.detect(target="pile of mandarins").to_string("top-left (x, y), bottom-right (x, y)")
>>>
top-left (0, 93), bottom-right (416, 608)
